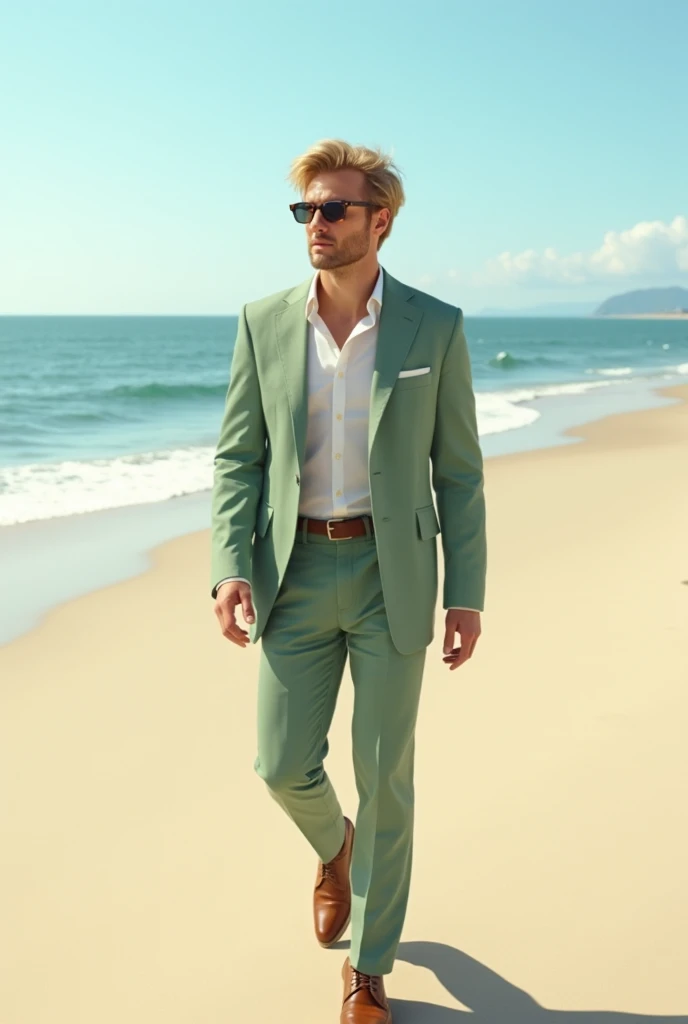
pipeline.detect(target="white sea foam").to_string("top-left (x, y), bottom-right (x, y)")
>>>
top-left (0, 447), bottom-right (216, 526)
top-left (1, 395), bottom-right (549, 523)
top-left (2, 366), bottom-right (687, 526)
top-left (596, 367), bottom-right (633, 376)
top-left (475, 393), bottom-right (540, 435)
top-left (0, 382), bottom-right (598, 525)
top-left (473, 377), bottom-right (629, 438)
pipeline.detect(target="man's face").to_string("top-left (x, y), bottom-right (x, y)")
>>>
top-left (303, 169), bottom-right (379, 270)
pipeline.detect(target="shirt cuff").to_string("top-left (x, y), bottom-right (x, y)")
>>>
top-left (215, 577), bottom-right (251, 590)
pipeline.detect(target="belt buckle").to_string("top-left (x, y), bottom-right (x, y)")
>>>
top-left (326, 517), bottom-right (353, 540)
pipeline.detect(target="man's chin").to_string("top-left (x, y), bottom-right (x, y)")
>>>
top-left (309, 250), bottom-right (339, 269)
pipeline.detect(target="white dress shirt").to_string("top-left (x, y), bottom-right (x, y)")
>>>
top-left (216, 267), bottom-right (478, 612)
top-left (298, 266), bottom-right (382, 518)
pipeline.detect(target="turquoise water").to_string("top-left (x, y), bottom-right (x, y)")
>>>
top-left (1, 314), bottom-right (687, 526)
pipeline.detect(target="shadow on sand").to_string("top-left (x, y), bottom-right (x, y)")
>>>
top-left (328, 939), bottom-right (687, 1024)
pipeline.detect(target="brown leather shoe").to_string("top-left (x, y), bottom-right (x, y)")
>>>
top-left (313, 816), bottom-right (354, 947)
top-left (340, 957), bottom-right (392, 1023)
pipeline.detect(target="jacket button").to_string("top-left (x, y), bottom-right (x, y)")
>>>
top-left (382, 516), bottom-right (391, 522)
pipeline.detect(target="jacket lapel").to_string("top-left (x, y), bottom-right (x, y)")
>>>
top-left (274, 277), bottom-right (310, 473)
top-left (368, 270), bottom-right (423, 453)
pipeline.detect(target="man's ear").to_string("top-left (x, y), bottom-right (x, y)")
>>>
top-left (375, 208), bottom-right (391, 235)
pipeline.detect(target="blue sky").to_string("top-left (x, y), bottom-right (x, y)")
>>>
top-left (1, 0), bottom-right (686, 314)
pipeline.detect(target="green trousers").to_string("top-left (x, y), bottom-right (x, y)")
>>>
top-left (254, 520), bottom-right (426, 976)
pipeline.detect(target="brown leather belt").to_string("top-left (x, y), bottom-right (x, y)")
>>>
top-left (296, 515), bottom-right (374, 540)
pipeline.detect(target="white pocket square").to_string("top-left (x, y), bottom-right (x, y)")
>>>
top-left (398, 366), bottom-right (431, 378)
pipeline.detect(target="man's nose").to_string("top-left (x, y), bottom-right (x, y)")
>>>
top-left (310, 207), bottom-right (329, 230)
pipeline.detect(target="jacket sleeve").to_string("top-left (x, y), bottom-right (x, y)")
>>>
top-left (210, 305), bottom-right (266, 596)
top-left (430, 308), bottom-right (487, 611)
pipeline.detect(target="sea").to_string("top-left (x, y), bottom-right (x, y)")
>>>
top-left (1, 313), bottom-right (687, 646)
top-left (1, 314), bottom-right (687, 528)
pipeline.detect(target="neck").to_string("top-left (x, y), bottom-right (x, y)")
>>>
top-left (316, 260), bottom-right (381, 320)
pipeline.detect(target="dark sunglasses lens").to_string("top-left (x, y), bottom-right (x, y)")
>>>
top-left (292, 204), bottom-right (313, 223)
top-left (322, 201), bottom-right (347, 222)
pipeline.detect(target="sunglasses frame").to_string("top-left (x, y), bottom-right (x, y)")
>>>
top-left (289, 200), bottom-right (379, 224)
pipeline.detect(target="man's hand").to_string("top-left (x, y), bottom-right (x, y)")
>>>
top-left (214, 581), bottom-right (255, 648)
top-left (442, 609), bottom-right (481, 671)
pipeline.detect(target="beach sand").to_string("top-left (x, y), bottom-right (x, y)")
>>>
top-left (1, 387), bottom-right (687, 1023)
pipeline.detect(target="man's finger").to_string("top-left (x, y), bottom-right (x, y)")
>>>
top-left (450, 633), bottom-right (479, 670)
top-left (224, 624), bottom-right (249, 647)
top-left (221, 608), bottom-right (249, 646)
top-left (241, 594), bottom-right (255, 624)
top-left (216, 601), bottom-right (248, 646)
top-left (442, 624), bottom-right (455, 655)
top-left (222, 601), bottom-right (236, 631)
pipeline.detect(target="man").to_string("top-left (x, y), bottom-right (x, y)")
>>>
top-left (211, 139), bottom-right (486, 1023)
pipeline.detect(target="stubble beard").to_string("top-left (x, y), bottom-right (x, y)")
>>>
top-left (309, 224), bottom-right (372, 271)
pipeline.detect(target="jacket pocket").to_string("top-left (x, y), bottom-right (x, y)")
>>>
top-left (395, 371), bottom-right (433, 392)
top-left (255, 501), bottom-right (274, 538)
top-left (416, 503), bottom-right (441, 540)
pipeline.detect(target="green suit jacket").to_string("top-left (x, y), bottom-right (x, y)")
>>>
top-left (210, 268), bottom-right (486, 656)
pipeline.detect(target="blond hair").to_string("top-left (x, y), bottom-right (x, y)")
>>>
top-left (287, 139), bottom-right (405, 248)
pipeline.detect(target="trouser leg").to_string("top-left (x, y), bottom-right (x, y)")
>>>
top-left (254, 529), bottom-right (427, 974)
top-left (340, 540), bottom-right (426, 977)
top-left (254, 535), bottom-right (348, 864)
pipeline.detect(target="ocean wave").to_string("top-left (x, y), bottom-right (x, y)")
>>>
top-left (487, 350), bottom-right (561, 370)
top-left (477, 362), bottom-right (688, 437)
top-left (492, 379), bottom-right (616, 403)
top-left (1, 380), bottom-right (229, 405)
top-left (2, 365), bottom-right (687, 525)
top-left (475, 393), bottom-right (540, 435)
top-left (108, 381), bottom-right (228, 401)
top-left (473, 378), bottom-right (622, 437)
top-left (0, 447), bottom-right (215, 525)
top-left (1, 395), bottom-right (543, 523)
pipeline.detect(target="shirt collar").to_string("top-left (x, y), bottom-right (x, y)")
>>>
top-left (306, 266), bottom-right (384, 320)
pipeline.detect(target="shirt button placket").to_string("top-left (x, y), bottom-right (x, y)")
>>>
top-left (333, 357), bottom-right (346, 512)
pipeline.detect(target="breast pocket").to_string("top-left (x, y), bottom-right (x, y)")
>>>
top-left (394, 370), bottom-right (433, 392)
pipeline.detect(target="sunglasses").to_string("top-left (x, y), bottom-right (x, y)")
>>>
top-left (289, 200), bottom-right (379, 224)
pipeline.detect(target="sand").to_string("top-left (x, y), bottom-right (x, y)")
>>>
top-left (1, 387), bottom-right (687, 1023)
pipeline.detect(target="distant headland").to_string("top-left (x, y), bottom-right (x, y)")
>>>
top-left (593, 286), bottom-right (688, 318)
top-left (476, 286), bottom-right (688, 318)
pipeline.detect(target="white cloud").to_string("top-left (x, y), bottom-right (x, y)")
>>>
top-left (476, 215), bottom-right (688, 287)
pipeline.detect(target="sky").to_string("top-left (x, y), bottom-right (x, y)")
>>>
top-left (1, 0), bottom-right (686, 315)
